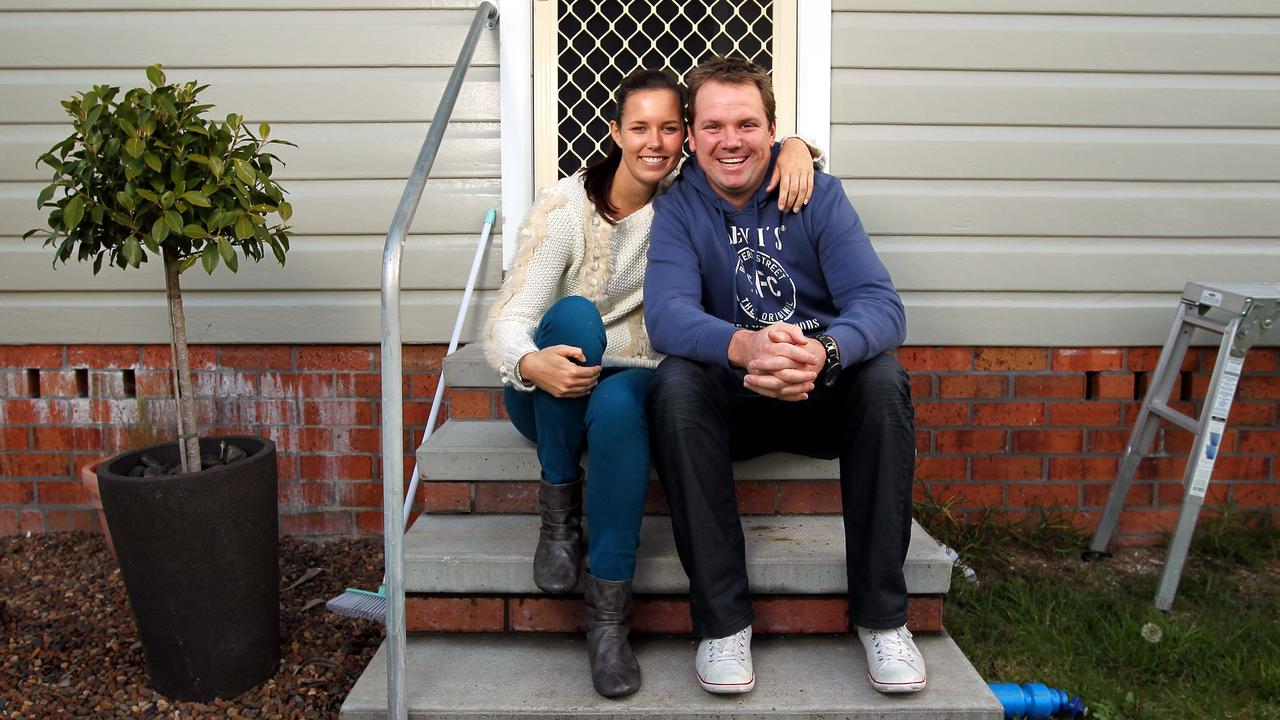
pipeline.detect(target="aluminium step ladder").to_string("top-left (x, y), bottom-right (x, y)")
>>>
top-left (1088, 281), bottom-right (1280, 610)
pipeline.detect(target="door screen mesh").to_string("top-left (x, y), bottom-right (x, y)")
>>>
top-left (556, 1), bottom-right (774, 179)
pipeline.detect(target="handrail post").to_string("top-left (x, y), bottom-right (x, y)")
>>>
top-left (380, 4), bottom-right (498, 719)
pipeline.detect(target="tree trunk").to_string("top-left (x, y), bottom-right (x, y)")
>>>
top-left (163, 248), bottom-right (201, 472)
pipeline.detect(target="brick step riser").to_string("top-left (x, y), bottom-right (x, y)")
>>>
top-left (416, 479), bottom-right (865, 515)
top-left (406, 594), bottom-right (943, 634)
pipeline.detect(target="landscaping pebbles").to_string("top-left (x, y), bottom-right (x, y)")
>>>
top-left (1, 532), bottom-right (386, 718)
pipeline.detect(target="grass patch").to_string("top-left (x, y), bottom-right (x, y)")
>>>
top-left (917, 496), bottom-right (1280, 719)
top-left (913, 485), bottom-right (1088, 562)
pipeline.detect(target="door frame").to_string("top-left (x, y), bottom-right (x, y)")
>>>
top-left (499, 0), bottom-right (831, 267)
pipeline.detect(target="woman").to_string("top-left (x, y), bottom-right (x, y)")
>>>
top-left (484, 68), bottom-right (817, 698)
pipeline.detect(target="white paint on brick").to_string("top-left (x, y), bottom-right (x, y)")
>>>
top-left (107, 399), bottom-right (139, 426)
top-left (193, 371), bottom-right (256, 398)
top-left (312, 399), bottom-right (361, 427)
top-left (258, 373), bottom-right (283, 398)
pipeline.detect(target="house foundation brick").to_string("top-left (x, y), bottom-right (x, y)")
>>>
top-left (939, 375), bottom-right (1008, 398)
top-left (406, 597), bottom-right (505, 632)
top-left (777, 481), bottom-right (842, 513)
top-left (937, 429), bottom-right (1007, 454)
top-left (0, 427), bottom-right (30, 451)
top-left (1050, 457), bottom-right (1120, 482)
top-left (1, 344), bottom-right (1274, 543)
top-left (971, 457), bottom-right (1042, 481)
top-left (410, 595), bottom-right (944, 634)
top-left (915, 402), bottom-right (969, 427)
top-left (974, 348), bottom-right (1047, 371)
top-left (43, 509), bottom-right (98, 532)
top-left (1052, 348), bottom-right (1124, 371)
top-left (916, 457), bottom-right (968, 482)
top-left (422, 482), bottom-right (473, 513)
top-left (918, 482), bottom-right (1004, 507)
top-left (735, 481), bottom-right (779, 513)
top-left (1083, 481), bottom-right (1152, 508)
top-left (753, 598), bottom-right (849, 633)
top-left (973, 402), bottom-right (1046, 427)
top-left (448, 389), bottom-right (493, 419)
top-left (897, 347), bottom-right (972, 371)
top-left (475, 482), bottom-right (539, 513)
top-left (1015, 375), bottom-right (1087, 399)
top-left (1014, 429), bottom-right (1083, 454)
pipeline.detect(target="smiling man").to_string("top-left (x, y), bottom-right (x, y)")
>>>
top-left (644, 56), bottom-right (925, 696)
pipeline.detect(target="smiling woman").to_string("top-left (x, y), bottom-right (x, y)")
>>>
top-left (482, 69), bottom-right (687, 700)
top-left (604, 88), bottom-right (685, 218)
top-left (583, 69), bottom-right (687, 223)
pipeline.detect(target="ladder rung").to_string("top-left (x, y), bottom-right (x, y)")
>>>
top-left (1182, 314), bottom-right (1229, 334)
top-left (1149, 401), bottom-right (1199, 433)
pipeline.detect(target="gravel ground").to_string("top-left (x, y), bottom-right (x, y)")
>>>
top-left (1, 532), bottom-right (386, 719)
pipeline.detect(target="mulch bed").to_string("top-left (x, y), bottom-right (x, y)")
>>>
top-left (1, 532), bottom-right (386, 719)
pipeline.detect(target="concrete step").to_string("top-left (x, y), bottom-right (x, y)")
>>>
top-left (419, 419), bottom-right (837, 482)
top-left (404, 514), bottom-right (951, 595)
top-left (442, 342), bottom-right (501, 388)
top-left (340, 633), bottom-right (1002, 719)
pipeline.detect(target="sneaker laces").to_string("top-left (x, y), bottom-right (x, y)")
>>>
top-left (706, 629), bottom-right (749, 664)
top-left (869, 628), bottom-right (915, 665)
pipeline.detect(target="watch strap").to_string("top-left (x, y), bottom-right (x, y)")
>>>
top-left (816, 335), bottom-right (841, 387)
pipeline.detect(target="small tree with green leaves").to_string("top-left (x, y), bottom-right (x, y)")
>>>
top-left (26, 65), bottom-right (294, 473)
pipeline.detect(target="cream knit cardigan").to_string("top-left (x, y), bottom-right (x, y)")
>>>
top-left (484, 173), bottom-right (664, 390)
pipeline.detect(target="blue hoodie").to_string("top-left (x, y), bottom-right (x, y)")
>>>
top-left (644, 145), bottom-right (906, 369)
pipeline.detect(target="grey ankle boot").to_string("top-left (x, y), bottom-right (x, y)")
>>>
top-left (584, 574), bottom-right (641, 698)
top-left (533, 478), bottom-right (583, 593)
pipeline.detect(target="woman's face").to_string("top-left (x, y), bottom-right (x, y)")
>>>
top-left (609, 88), bottom-right (684, 190)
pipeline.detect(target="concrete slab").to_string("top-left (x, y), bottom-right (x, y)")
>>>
top-left (442, 342), bottom-right (500, 388)
top-left (404, 514), bottom-right (952, 595)
top-left (340, 633), bottom-right (1002, 719)
top-left (418, 420), bottom-right (839, 482)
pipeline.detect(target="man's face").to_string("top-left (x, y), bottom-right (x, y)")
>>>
top-left (688, 80), bottom-right (777, 208)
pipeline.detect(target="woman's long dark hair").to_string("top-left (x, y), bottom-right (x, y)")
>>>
top-left (582, 68), bottom-right (686, 224)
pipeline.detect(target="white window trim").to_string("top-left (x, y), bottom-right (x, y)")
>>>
top-left (499, 0), bottom-right (534, 269)
top-left (796, 0), bottom-right (832, 172)
top-left (500, 1), bottom-right (832, 268)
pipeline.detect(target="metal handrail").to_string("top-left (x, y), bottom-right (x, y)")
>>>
top-left (380, 4), bottom-right (498, 718)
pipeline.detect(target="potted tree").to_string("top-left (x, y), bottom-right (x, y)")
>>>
top-left (26, 64), bottom-right (294, 702)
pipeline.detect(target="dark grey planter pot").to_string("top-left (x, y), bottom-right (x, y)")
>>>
top-left (97, 436), bottom-right (279, 702)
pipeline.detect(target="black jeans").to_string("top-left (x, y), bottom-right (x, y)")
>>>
top-left (647, 353), bottom-right (915, 637)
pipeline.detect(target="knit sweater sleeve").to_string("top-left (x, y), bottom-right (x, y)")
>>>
top-left (483, 184), bottom-right (576, 390)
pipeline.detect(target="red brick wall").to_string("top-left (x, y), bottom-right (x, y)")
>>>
top-left (404, 594), bottom-right (944, 634)
top-left (2, 344), bottom-right (1277, 542)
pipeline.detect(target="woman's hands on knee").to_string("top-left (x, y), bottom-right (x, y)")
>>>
top-left (519, 345), bottom-right (601, 398)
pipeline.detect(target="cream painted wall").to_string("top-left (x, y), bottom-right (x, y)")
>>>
top-left (0, 2), bottom-right (503, 343)
top-left (829, 1), bottom-right (1280, 345)
top-left (2, 1), bottom-right (1278, 344)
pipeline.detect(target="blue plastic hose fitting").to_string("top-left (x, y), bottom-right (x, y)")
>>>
top-left (988, 682), bottom-right (1087, 719)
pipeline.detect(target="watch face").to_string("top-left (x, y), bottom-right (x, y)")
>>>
top-left (823, 362), bottom-right (840, 387)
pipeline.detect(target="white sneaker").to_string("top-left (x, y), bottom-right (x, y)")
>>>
top-left (857, 625), bottom-right (927, 693)
top-left (695, 625), bottom-right (755, 693)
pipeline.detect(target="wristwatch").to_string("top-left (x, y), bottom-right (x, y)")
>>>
top-left (815, 335), bottom-right (841, 387)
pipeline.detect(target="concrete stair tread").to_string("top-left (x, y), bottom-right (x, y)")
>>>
top-left (419, 419), bottom-right (837, 481)
top-left (404, 514), bottom-right (952, 595)
top-left (442, 342), bottom-right (502, 388)
top-left (340, 633), bottom-right (1002, 719)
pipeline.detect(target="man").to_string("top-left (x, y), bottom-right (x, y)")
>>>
top-left (644, 56), bottom-right (925, 696)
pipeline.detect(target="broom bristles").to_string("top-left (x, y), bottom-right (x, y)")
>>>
top-left (326, 587), bottom-right (388, 623)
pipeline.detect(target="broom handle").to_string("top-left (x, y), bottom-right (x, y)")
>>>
top-left (402, 208), bottom-right (496, 527)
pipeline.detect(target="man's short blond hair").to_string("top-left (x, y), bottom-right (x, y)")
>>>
top-left (686, 56), bottom-right (776, 126)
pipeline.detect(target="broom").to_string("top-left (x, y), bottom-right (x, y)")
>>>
top-left (326, 209), bottom-right (495, 622)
